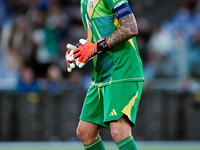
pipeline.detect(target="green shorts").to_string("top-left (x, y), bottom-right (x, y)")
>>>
top-left (80, 81), bottom-right (143, 129)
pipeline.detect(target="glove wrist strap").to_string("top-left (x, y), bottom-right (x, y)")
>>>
top-left (97, 38), bottom-right (111, 52)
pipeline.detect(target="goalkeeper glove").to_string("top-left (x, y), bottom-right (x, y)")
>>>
top-left (68, 38), bottom-right (110, 68)
top-left (65, 44), bottom-right (76, 72)
top-left (65, 43), bottom-right (84, 72)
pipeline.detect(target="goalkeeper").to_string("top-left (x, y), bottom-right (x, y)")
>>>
top-left (66, 0), bottom-right (144, 150)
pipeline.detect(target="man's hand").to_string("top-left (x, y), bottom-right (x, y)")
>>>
top-left (68, 39), bottom-right (98, 68)
top-left (68, 38), bottom-right (110, 68)
top-left (65, 44), bottom-right (77, 72)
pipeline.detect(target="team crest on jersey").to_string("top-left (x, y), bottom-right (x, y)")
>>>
top-left (89, 0), bottom-right (94, 9)
top-left (87, 0), bottom-right (99, 19)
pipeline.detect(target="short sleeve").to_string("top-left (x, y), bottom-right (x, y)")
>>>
top-left (103, 0), bottom-right (129, 11)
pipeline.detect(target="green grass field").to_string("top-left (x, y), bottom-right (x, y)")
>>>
top-left (0, 141), bottom-right (199, 150)
top-left (0, 148), bottom-right (199, 150)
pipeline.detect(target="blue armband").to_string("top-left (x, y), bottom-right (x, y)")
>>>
top-left (113, 3), bottom-right (133, 20)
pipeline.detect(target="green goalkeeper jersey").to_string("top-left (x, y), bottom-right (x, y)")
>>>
top-left (80, 0), bottom-right (144, 87)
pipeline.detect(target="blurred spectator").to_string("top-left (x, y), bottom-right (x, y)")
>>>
top-left (16, 66), bottom-right (38, 94)
top-left (0, 0), bottom-right (199, 91)
top-left (189, 30), bottom-right (200, 78)
top-left (68, 69), bottom-right (84, 92)
top-left (146, 0), bottom-right (200, 82)
top-left (2, 14), bottom-right (28, 70)
top-left (146, 25), bottom-right (176, 80)
top-left (31, 7), bottom-right (60, 77)
top-left (46, 64), bottom-right (63, 94)
top-left (173, 29), bottom-right (189, 79)
top-left (137, 17), bottom-right (151, 64)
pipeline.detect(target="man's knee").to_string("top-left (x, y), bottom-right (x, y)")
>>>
top-left (76, 127), bottom-right (87, 141)
top-left (110, 127), bottom-right (122, 140)
top-left (110, 115), bottom-right (132, 142)
top-left (110, 123), bottom-right (128, 140)
top-left (76, 121), bottom-right (100, 144)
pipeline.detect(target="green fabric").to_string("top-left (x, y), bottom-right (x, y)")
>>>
top-left (116, 136), bottom-right (138, 150)
top-left (103, 0), bottom-right (128, 11)
top-left (44, 27), bottom-right (60, 55)
top-left (84, 136), bottom-right (106, 150)
top-left (80, 81), bottom-right (143, 129)
top-left (80, 0), bottom-right (144, 87)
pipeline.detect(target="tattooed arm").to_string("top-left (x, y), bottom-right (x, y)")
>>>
top-left (107, 13), bottom-right (138, 47)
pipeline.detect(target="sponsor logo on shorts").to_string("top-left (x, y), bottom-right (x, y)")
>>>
top-left (109, 109), bottom-right (117, 116)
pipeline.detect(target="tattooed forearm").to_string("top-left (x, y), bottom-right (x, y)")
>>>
top-left (107, 13), bottom-right (138, 47)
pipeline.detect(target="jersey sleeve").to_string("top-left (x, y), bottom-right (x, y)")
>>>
top-left (103, 0), bottom-right (129, 11)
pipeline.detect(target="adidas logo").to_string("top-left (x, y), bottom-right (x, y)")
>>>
top-left (109, 109), bottom-right (117, 116)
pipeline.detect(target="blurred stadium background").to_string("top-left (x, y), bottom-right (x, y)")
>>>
top-left (0, 0), bottom-right (200, 149)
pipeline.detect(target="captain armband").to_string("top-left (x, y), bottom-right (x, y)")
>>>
top-left (113, 3), bottom-right (133, 20)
